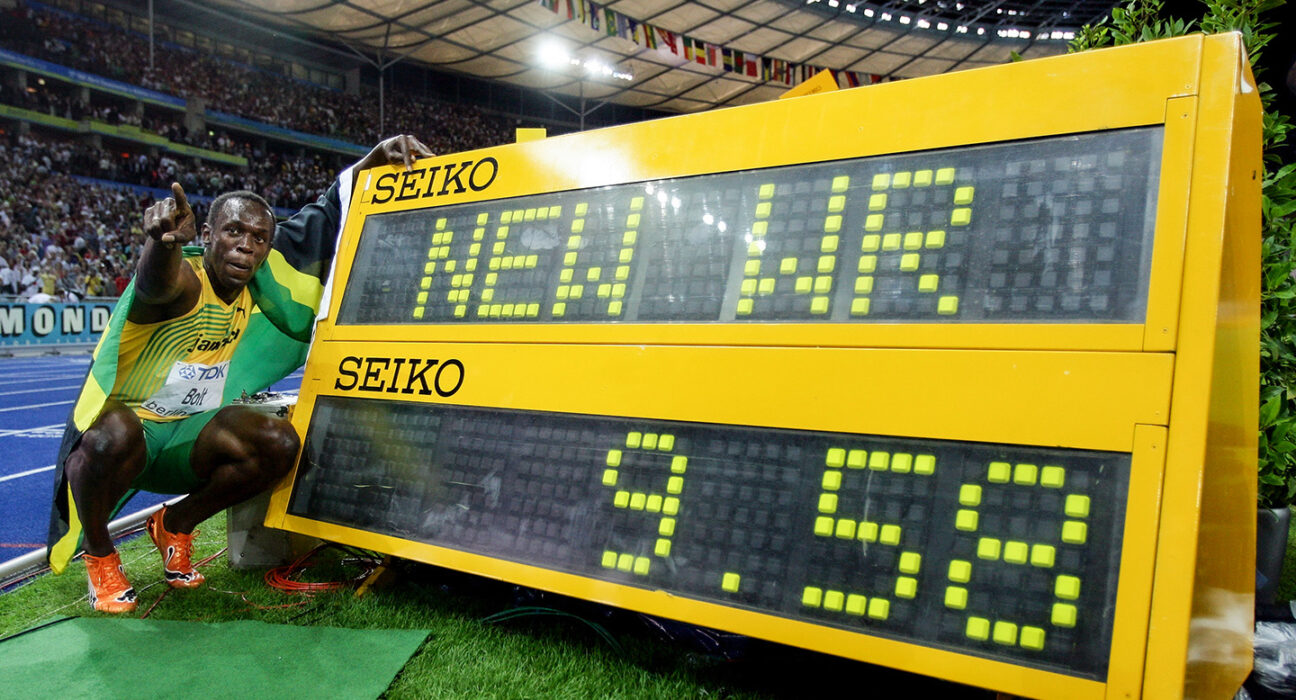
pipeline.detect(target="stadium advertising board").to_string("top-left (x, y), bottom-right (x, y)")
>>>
top-left (0, 302), bottom-right (114, 347)
top-left (265, 35), bottom-right (1260, 698)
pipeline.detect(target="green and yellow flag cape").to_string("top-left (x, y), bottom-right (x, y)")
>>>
top-left (46, 178), bottom-right (351, 574)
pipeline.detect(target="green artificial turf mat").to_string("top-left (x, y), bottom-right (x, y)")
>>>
top-left (0, 617), bottom-right (428, 699)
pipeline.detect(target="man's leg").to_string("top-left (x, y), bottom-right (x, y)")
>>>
top-left (145, 405), bottom-right (299, 586)
top-left (63, 400), bottom-right (147, 612)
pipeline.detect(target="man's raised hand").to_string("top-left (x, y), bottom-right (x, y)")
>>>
top-left (143, 183), bottom-right (197, 247)
top-left (354, 134), bottom-right (436, 174)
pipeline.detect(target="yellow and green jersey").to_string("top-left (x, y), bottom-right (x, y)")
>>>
top-left (110, 256), bottom-right (253, 422)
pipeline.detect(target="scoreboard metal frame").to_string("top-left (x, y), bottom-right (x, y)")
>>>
top-left (265, 34), bottom-right (1260, 698)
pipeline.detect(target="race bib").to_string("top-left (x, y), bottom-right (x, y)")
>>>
top-left (140, 360), bottom-right (229, 419)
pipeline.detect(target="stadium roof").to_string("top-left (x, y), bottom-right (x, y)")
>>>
top-left (204, 0), bottom-right (1122, 112)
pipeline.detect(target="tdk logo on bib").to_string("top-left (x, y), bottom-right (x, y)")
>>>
top-left (177, 364), bottom-right (227, 381)
top-left (141, 360), bottom-right (231, 418)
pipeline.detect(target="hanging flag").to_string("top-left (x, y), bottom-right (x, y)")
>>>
top-left (705, 43), bottom-right (718, 67)
top-left (745, 53), bottom-right (758, 77)
top-left (643, 22), bottom-right (657, 49)
top-left (657, 27), bottom-right (677, 54)
top-left (605, 7), bottom-right (617, 36)
top-left (565, 0), bottom-right (574, 19)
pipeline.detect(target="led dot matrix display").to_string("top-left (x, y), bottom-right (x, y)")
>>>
top-left (341, 128), bottom-right (1160, 326)
top-left (290, 397), bottom-right (1128, 677)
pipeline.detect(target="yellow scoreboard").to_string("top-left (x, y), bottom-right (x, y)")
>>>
top-left (265, 34), bottom-right (1260, 698)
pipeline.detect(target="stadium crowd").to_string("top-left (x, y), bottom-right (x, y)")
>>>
top-left (0, 2), bottom-right (515, 154)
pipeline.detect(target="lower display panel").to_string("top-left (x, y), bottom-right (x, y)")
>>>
top-left (287, 396), bottom-right (1129, 678)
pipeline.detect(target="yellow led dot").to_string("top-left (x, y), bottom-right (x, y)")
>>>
top-left (412, 307), bottom-right (425, 319)
top-left (880, 525), bottom-right (901, 545)
top-left (850, 298), bottom-right (871, 316)
top-left (550, 206), bottom-right (562, 218)
top-left (858, 256), bottom-right (878, 274)
top-left (586, 267), bottom-right (602, 282)
top-left (891, 453), bottom-right (913, 473)
top-left (896, 577), bottom-right (917, 599)
top-left (1014, 463), bottom-right (1038, 486)
top-left (1021, 626), bottom-right (1046, 651)
top-left (421, 276), bottom-right (433, 290)
top-left (1004, 541), bottom-right (1029, 564)
top-left (847, 449), bottom-right (867, 469)
top-left (663, 497), bottom-right (680, 515)
top-left (825, 448), bottom-right (846, 467)
top-left (597, 284), bottom-right (611, 298)
top-left (746, 242), bottom-right (762, 256)
top-left (938, 296), bottom-right (959, 315)
top-left (818, 493), bottom-right (838, 514)
top-left (900, 253), bottom-right (920, 271)
top-left (661, 432), bottom-right (677, 450)
top-left (416, 291), bottom-right (429, 305)
top-left (630, 196), bottom-right (643, 210)
top-left (601, 551), bottom-right (617, 568)
top-left (472, 228), bottom-right (485, 241)
top-left (845, 594), bottom-right (867, 615)
top-left (935, 167), bottom-right (956, 185)
top-left (1052, 603), bottom-right (1077, 628)
top-left (756, 202), bottom-right (772, 218)
top-left (977, 538), bottom-right (1002, 560)
top-left (645, 495), bottom-right (663, 513)
top-left (1055, 575), bottom-right (1081, 600)
top-left (626, 214), bottom-right (640, 228)
top-left (615, 265), bottom-right (630, 280)
top-left (817, 256), bottom-right (835, 274)
top-left (955, 510), bottom-right (979, 532)
top-left (860, 235), bottom-right (881, 253)
top-left (602, 469), bottom-right (618, 487)
top-left (988, 462), bottom-right (1011, 483)
top-left (489, 304), bottom-right (503, 318)
top-left (945, 586), bottom-right (968, 609)
top-left (867, 598), bottom-right (890, 619)
top-left (1062, 521), bottom-right (1088, 545)
top-left (954, 186), bottom-right (975, 204)
top-left (882, 233), bottom-right (902, 251)
top-left (924, 230), bottom-right (946, 249)
top-left (951, 208), bottom-right (972, 226)
top-left (758, 183), bottom-right (775, 198)
top-left (476, 213), bottom-right (489, 225)
top-left (654, 539), bottom-right (671, 557)
top-left (658, 518), bottom-right (675, 536)
top-left (525, 208), bottom-right (537, 221)
top-left (802, 587), bottom-right (824, 607)
top-left (465, 259), bottom-right (477, 272)
top-left (993, 621), bottom-right (1018, 646)
top-left (959, 484), bottom-right (982, 506)
top-left (563, 252), bottom-right (577, 266)
top-left (629, 492), bottom-right (646, 510)
top-left (814, 516), bottom-right (834, 537)
top-left (740, 279), bottom-right (758, 296)
top-left (736, 298), bottom-right (754, 316)
top-left (869, 452), bottom-right (890, 470)
top-left (835, 519), bottom-right (857, 539)
top-left (778, 257), bottom-right (798, 275)
top-left (948, 560), bottom-right (971, 583)
top-left (967, 617), bottom-right (990, 640)
top-left (435, 217), bottom-right (448, 230)
top-left (811, 296), bottom-right (830, 315)
top-left (871, 173), bottom-right (890, 190)
top-left (758, 278), bottom-right (776, 295)
top-left (791, 277), bottom-right (810, 294)
top-left (828, 195), bottom-right (846, 212)
top-left (424, 261), bottom-right (436, 274)
top-left (454, 305), bottom-right (467, 318)
top-left (918, 274), bottom-right (940, 292)
top-left (500, 212), bottom-right (512, 224)
top-left (752, 221), bottom-right (768, 236)
top-left (619, 249), bottom-right (633, 263)
top-left (915, 455), bottom-right (936, 474)
top-left (865, 214), bottom-right (884, 231)
top-left (722, 573), bottom-right (741, 592)
top-left (665, 476), bottom-right (683, 495)
top-left (614, 491), bottom-right (630, 508)
top-left (606, 450), bottom-right (622, 467)
top-left (903, 232), bottom-right (924, 250)
top-left (575, 203), bottom-right (588, 216)
top-left (1031, 545), bottom-right (1056, 568)
top-left (857, 522), bottom-right (879, 542)
top-left (823, 590), bottom-right (845, 611)
top-left (822, 471), bottom-right (843, 490)
top-left (1065, 495), bottom-right (1091, 518)
top-left (633, 557), bottom-right (651, 576)
top-left (831, 175), bottom-right (850, 192)
top-left (744, 260), bottom-right (761, 276)
top-left (641, 433), bottom-right (658, 450)
top-left (821, 235), bottom-right (840, 253)
top-left (913, 169), bottom-right (933, 187)
top-left (555, 286), bottom-right (570, 301)
top-left (855, 277), bottom-right (874, 295)
top-left (892, 171), bottom-right (912, 189)
top-left (899, 552), bottom-right (922, 574)
top-left (571, 220), bottom-right (584, 234)
top-left (528, 303), bottom-right (540, 317)
top-left (1041, 466), bottom-right (1066, 488)
top-left (502, 303), bottom-right (514, 316)
top-left (626, 432), bottom-right (642, 448)
top-left (823, 215), bottom-right (842, 235)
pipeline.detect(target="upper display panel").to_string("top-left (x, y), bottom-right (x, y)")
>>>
top-left (339, 127), bottom-right (1161, 326)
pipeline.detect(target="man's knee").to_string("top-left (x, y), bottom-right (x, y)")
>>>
top-left (71, 402), bottom-right (145, 478)
top-left (213, 407), bottom-right (300, 478)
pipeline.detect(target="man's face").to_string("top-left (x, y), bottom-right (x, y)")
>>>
top-left (202, 197), bottom-right (273, 296)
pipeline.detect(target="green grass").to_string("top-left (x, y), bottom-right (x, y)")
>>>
top-left (0, 513), bottom-right (990, 698)
top-left (1278, 507), bottom-right (1296, 604)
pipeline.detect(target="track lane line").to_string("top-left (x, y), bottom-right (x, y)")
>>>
top-left (0, 465), bottom-right (55, 483)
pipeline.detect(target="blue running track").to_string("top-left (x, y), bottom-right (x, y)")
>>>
top-left (0, 353), bottom-right (301, 567)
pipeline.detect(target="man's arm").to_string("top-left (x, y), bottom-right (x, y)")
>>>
top-left (129, 183), bottom-right (200, 324)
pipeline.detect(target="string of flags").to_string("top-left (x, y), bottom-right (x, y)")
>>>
top-left (536, 0), bottom-right (889, 88)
